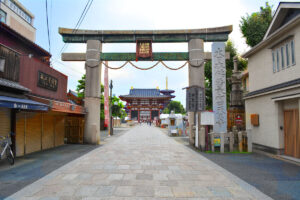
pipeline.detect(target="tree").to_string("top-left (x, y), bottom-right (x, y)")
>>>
top-left (163, 101), bottom-right (186, 114)
top-left (111, 96), bottom-right (126, 119)
top-left (76, 74), bottom-right (104, 98)
top-left (240, 2), bottom-right (273, 47)
top-left (205, 40), bottom-right (247, 110)
top-left (76, 75), bottom-right (105, 120)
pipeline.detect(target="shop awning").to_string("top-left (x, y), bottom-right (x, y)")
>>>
top-left (0, 96), bottom-right (49, 111)
top-left (27, 95), bottom-right (86, 114)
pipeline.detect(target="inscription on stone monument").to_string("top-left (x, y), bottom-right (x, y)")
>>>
top-left (212, 42), bottom-right (227, 133)
top-left (186, 86), bottom-right (205, 112)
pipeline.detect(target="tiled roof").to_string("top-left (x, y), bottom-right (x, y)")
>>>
top-left (68, 90), bottom-right (78, 97)
top-left (120, 88), bottom-right (170, 98)
top-left (130, 89), bottom-right (160, 96)
top-left (0, 78), bottom-right (30, 92)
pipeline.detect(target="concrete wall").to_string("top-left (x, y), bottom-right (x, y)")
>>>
top-left (0, 2), bottom-right (36, 42)
top-left (247, 24), bottom-right (300, 92)
top-left (245, 87), bottom-right (300, 150)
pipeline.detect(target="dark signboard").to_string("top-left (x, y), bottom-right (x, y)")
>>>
top-left (186, 86), bottom-right (205, 112)
top-left (37, 71), bottom-right (58, 91)
top-left (136, 40), bottom-right (152, 60)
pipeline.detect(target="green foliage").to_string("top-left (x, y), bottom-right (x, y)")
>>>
top-left (75, 74), bottom-right (105, 120)
top-left (240, 2), bottom-right (273, 47)
top-left (76, 75), bottom-right (86, 98)
top-left (76, 74), bottom-right (104, 98)
top-left (163, 101), bottom-right (186, 114)
top-left (205, 40), bottom-right (248, 110)
top-left (111, 96), bottom-right (126, 119)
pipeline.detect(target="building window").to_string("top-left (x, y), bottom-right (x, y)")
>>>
top-left (276, 49), bottom-right (280, 72)
top-left (272, 51), bottom-right (276, 73)
top-left (291, 40), bottom-right (295, 65)
top-left (281, 46), bottom-right (285, 69)
top-left (0, 9), bottom-right (6, 23)
top-left (286, 43), bottom-right (290, 67)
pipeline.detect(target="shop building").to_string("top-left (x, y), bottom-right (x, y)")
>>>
top-left (0, 22), bottom-right (85, 157)
top-left (243, 2), bottom-right (300, 158)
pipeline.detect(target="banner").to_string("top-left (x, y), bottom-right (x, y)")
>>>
top-left (104, 62), bottom-right (109, 128)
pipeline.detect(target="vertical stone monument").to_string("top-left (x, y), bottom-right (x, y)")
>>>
top-left (212, 42), bottom-right (227, 133)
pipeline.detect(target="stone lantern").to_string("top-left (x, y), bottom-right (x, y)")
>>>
top-left (168, 110), bottom-right (177, 136)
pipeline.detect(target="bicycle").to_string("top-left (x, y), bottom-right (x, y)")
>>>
top-left (0, 135), bottom-right (14, 165)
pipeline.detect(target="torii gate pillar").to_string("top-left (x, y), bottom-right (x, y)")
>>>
top-left (84, 40), bottom-right (102, 144)
top-left (188, 39), bottom-right (205, 145)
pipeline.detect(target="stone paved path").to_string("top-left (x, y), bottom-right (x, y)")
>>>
top-left (7, 125), bottom-right (272, 200)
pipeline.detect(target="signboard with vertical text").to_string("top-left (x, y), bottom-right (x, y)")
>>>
top-left (136, 40), bottom-right (152, 60)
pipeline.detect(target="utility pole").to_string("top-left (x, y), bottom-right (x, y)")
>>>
top-left (109, 80), bottom-right (113, 136)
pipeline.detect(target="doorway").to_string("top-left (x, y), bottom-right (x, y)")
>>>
top-left (284, 109), bottom-right (300, 158)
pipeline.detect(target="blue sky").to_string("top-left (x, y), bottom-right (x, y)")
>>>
top-left (19, 0), bottom-right (286, 106)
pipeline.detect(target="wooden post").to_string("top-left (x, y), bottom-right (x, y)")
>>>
top-left (200, 126), bottom-right (205, 151)
top-left (210, 132), bottom-right (215, 152)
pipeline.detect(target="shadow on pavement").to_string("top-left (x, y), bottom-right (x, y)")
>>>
top-left (0, 144), bottom-right (98, 199)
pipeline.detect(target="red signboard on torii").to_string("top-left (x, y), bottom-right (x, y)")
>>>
top-left (104, 62), bottom-right (109, 128)
top-left (136, 40), bottom-right (152, 61)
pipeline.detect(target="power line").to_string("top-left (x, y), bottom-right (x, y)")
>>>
top-left (57, 0), bottom-right (94, 57)
top-left (52, 58), bottom-right (84, 75)
top-left (45, 0), bottom-right (51, 53)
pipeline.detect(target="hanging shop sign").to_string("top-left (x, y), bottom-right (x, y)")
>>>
top-left (37, 71), bottom-right (58, 91)
top-left (235, 114), bottom-right (243, 124)
top-left (214, 137), bottom-right (221, 147)
top-left (136, 40), bottom-right (152, 61)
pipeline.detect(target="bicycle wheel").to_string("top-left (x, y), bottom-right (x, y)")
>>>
top-left (6, 148), bottom-right (14, 165)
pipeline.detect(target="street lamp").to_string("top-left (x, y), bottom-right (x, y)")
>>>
top-left (109, 80), bottom-right (113, 136)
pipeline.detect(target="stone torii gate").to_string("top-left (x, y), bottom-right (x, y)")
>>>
top-left (59, 26), bottom-right (232, 145)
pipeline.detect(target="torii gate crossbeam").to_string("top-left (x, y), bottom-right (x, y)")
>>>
top-left (59, 26), bottom-right (232, 146)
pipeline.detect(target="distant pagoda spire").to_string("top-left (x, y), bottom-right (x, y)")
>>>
top-left (166, 76), bottom-right (168, 90)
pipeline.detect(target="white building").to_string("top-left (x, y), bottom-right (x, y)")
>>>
top-left (243, 2), bottom-right (300, 159)
top-left (0, 0), bottom-right (36, 41)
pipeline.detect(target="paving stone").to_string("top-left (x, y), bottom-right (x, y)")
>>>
top-left (123, 174), bottom-right (136, 180)
top-left (75, 185), bottom-right (98, 197)
top-left (207, 186), bottom-right (233, 197)
top-left (94, 186), bottom-right (115, 196)
top-left (136, 173), bottom-right (153, 180)
top-left (7, 125), bottom-right (271, 200)
top-left (135, 186), bottom-right (154, 197)
top-left (107, 174), bottom-right (124, 180)
top-left (114, 186), bottom-right (134, 197)
top-left (172, 186), bottom-right (195, 198)
top-left (154, 186), bottom-right (173, 197)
